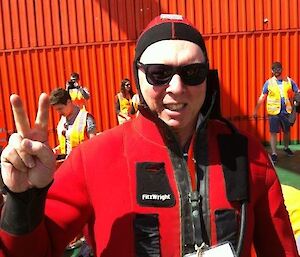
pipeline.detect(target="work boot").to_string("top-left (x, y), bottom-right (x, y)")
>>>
top-left (283, 147), bottom-right (294, 156)
top-left (271, 153), bottom-right (278, 164)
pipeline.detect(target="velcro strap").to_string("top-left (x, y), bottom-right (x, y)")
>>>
top-left (217, 134), bottom-right (249, 202)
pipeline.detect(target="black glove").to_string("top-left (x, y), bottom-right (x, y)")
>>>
top-left (294, 92), bottom-right (300, 104)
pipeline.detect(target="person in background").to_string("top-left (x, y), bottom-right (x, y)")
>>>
top-left (66, 72), bottom-right (90, 109)
top-left (50, 88), bottom-right (96, 256)
top-left (115, 78), bottom-right (137, 124)
top-left (0, 147), bottom-right (3, 205)
top-left (254, 61), bottom-right (299, 164)
top-left (50, 88), bottom-right (97, 159)
top-left (130, 92), bottom-right (140, 117)
top-left (0, 14), bottom-right (298, 257)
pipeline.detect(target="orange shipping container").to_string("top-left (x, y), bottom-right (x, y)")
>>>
top-left (0, 0), bottom-right (299, 148)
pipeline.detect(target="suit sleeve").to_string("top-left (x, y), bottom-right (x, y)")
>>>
top-left (0, 147), bottom-right (92, 257)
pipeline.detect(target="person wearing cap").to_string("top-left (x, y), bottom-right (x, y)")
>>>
top-left (254, 62), bottom-right (299, 164)
top-left (66, 72), bottom-right (90, 110)
top-left (0, 14), bottom-right (298, 257)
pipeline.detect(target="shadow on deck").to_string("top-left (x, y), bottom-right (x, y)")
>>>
top-left (265, 144), bottom-right (300, 189)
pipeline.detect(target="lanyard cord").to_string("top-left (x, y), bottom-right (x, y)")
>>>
top-left (187, 134), bottom-right (197, 191)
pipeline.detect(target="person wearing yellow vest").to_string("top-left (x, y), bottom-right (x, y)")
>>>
top-left (254, 62), bottom-right (299, 164)
top-left (50, 88), bottom-right (97, 158)
top-left (50, 88), bottom-right (96, 255)
top-left (66, 72), bottom-right (90, 110)
top-left (115, 78), bottom-right (138, 125)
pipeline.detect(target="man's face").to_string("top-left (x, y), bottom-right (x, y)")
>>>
top-left (52, 100), bottom-right (73, 117)
top-left (70, 76), bottom-right (78, 83)
top-left (125, 82), bottom-right (131, 91)
top-left (272, 67), bottom-right (282, 77)
top-left (138, 40), bottom-right (207, 133)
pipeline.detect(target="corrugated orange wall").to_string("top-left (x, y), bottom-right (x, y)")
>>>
top-left (0, 0), bottom-right (300, 148)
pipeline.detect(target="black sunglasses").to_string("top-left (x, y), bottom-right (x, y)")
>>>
top-left (272, 68), bottom-right (282, 72)
top-left (137, 61), bottom-right (208, 86)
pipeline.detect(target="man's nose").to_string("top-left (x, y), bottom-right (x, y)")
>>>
top-left (165, 74), bottom-right (186, 94)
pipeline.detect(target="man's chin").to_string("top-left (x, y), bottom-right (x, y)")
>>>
top-left (162, 118), bottom-right (182, 129)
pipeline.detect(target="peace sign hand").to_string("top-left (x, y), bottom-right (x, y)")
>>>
top-left (1, 93), bottom-right (56, 193)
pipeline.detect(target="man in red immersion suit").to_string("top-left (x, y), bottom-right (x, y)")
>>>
top-left (0, 14), bottom-right (298, 257)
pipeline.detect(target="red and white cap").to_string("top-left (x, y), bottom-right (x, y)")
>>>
top-left (134, 14), bottom-right (208, 62)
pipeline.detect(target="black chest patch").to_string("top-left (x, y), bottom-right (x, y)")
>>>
top-left (136, 162), bottom-right (176, 207)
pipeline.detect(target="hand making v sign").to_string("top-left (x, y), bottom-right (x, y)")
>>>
top-left (0, 93), bottom-right (56, 193)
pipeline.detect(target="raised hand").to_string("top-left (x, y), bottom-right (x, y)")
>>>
top-left (1, 93), bottom-right (56, 192)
